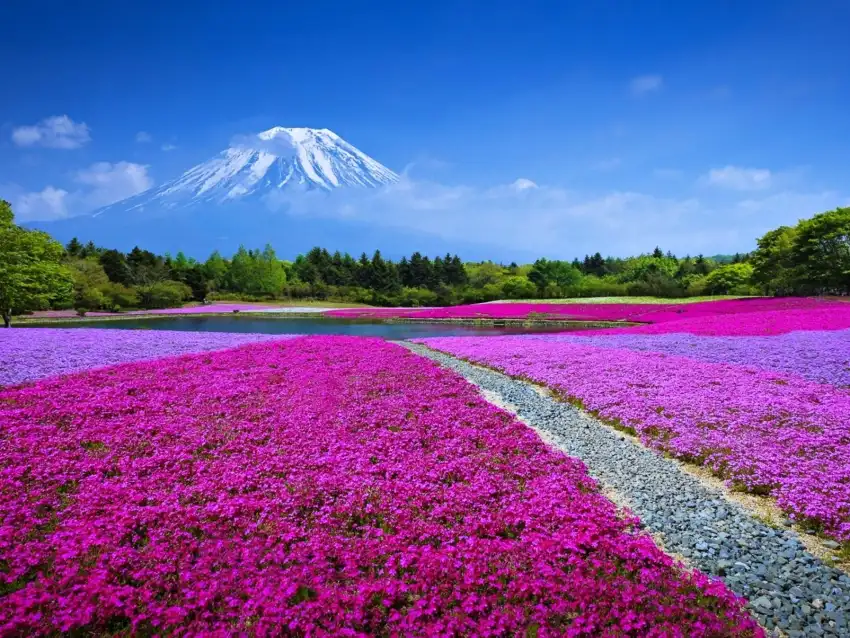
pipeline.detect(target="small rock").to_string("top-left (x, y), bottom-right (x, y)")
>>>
top-left (823, 540), bottom-right (840, 550)
top-left (751, 595), bottom-right (773, 610)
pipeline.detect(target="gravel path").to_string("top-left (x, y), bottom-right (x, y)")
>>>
top-left (403, 342), bottom-right (850, 637)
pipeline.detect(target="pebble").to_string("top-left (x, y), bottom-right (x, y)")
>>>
top-left (404, 343), bottom-right (850, 638)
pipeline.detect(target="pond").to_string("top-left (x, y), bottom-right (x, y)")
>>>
top-left (29, 316), bottom-right (591, 339)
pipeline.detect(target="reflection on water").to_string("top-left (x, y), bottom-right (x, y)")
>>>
top-left (30, 316), bottom-right (592, 339)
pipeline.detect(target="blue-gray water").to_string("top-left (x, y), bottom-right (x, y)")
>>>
top-left (33, 316), bottom-right (588, 339)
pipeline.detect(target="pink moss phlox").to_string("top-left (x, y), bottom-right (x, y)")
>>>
top-left (0, 337), bottom-right (759, 635)
top-left (420, 334), bottom-right (850, 542)
top-left (328, 297), bottom-right (846, 327)
top-left (581, 305), bottom-right (850, 336)
top-left (0, 328), bottom-right (290, 387)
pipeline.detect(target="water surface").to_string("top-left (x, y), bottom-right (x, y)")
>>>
top-left (31, 316), bottom-right (590, 339)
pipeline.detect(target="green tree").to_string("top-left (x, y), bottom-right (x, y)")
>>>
top-left (702, 263), bottom-right (755, 295)
top-left (204, 250), bottom-right (229, 291)
top-left (100, 282), bottom-right (139, 310)
top-left (255, 244), bottom-right (287, 295)
top-left (750, 226), bottom-right (798, 295)
top-left (65, 237), bottom-right (83, 257)
top-left (0, 201), bottom-right (73, 326)
top-left (99, 249), bottom-right (132, 285)
top-left (527, 258), bottom-right (581, 291)
top-left (467, 261), bottom-right (504, 288)
top-left (791, 207), bottom-right (850, 293)
top-left (137, 280), bottom-right (192, 309)
top-left (500, 275), bottom-right (537, 299)
top-left (67, 258), bottom-right (110, 311)
top-left (369, 250), bottom-right (400, 295)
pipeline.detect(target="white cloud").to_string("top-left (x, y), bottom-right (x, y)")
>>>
top-left (135, 131), bottom-right (152, 143)
top-left (262, 173), bottom-right (846, 257)
top-left (11, 115), bottom-right (91, 149)
top-left (630, 74), bottom-right (663, 96)
top-left (733, 190), bottom-right (850, 217)
top-left (74, 161), bottom-right (153, 208)
top-left (161, 143), bottom-right (177, 152)
top-left (9, 162), bottom-right (152, 222)
top-left (15, 186), bottom-right (69, 220)
top-left (591, 157), bottom-right (622, 171)
top-left (702, 165), bottom-right (772, 191)
top-left (511, 178), bottom-right (538, 191)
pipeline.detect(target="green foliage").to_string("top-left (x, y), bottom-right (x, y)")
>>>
top-left (100, 282), bottom-right (139, 310)
top-left (8, 200), bottom-right (850, 316)
top-left (137, 280), bottom-right (193, 309)
top-left (0, 201), bottom-right (74, 326)
top-left (0, 200), bottom-right (13, 226)
top-left (99, 249), bottom-right (133, 285)
top-left (791, 207), bottom-right (850, 293)
top-left (466, 262), bottom-right (505, 288)
top-left (702, 263), bottom-right (755, 295)
top-left (67, 258), bottom-right (110, 311)
top-left (204, 250), bottom-right (229, 290)
top-left (527, 258), bottom-right (581, 292)
top-left (750, 226), bottom-right (797, 295)
top-left (619, 253), bottom-right (680, 283)
top-left (228, 244), bottom-right (287, 295)
top-left (398, 286), bottom-right (438, 307)
top-left (500, 275), bottom-right (537, 299)
top-left (563, 275), bottom-right (628, 298)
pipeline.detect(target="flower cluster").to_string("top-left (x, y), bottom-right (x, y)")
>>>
top-left (0, 328), bottom-right (289, 387)
top-left (543, 329), bottom-right (850, 387)
top-left (329, 297), bottom-right (846, 325)
top-left (587, 305), bottom-right (850, 336)
top-left (0, 337), bottom-right (759, 635)
top-left (420, 335), bottom-right (850, 541)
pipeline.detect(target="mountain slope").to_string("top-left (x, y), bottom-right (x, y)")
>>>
top-left (92, 127), bottom-right (398, 217)
top-left (27, 127), bottom-right (523, 258)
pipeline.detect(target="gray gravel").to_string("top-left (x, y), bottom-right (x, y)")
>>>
top-left (403, 342), bottom-right (850, 637)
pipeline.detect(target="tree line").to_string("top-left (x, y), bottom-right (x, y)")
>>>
top-left (1, 199), bottom-right (848, 324)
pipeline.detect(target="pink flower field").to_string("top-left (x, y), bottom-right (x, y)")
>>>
top-left (420, 307), bottom-right (850, 542)
top-left (0, 336), bottom-right (760, 636)
top-left (328, 296), bottom-right (849, 328)
top-left (586, 305), bottom-right (850, 336)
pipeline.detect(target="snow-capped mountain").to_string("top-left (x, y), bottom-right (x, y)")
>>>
top-left (30, 126), bottom-right (507, 260)
top-left (92, 127), bottom-right (398, 216)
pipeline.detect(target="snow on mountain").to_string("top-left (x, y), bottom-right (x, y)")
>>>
top-left (92, 127), bottom-right (398, 217)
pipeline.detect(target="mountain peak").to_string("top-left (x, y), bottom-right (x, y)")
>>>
top-left (91, 127), bottom-right (397, 218)
top-left (256, 126), bottom-right (338, 142)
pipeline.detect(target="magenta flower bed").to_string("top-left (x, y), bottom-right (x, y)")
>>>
top-left (584, 305), bottom-right (850, 336)
top-left (0, 328), bottom-right (289, 387)
top-left (420, 336), bottom-right (850, 542)
top-left (328, 297), bottom-right (844, 325)
top-left (0, 337), bottom-right (759, 636)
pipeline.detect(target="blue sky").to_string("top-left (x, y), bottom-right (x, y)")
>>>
top-left (2, 0), bottom-right (849, 257)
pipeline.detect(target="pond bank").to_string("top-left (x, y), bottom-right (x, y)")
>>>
top-left (13, 313), bottom-right (637, 329)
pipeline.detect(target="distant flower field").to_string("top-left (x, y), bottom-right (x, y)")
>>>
top-left (0, 336), bottom-right (758, 635)
top-left (494, 295), bottom-right (750, 304)
top-left (329, 296), bottom-right (847, 327)
top-left (0, 328), bottom-right (288, 387)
